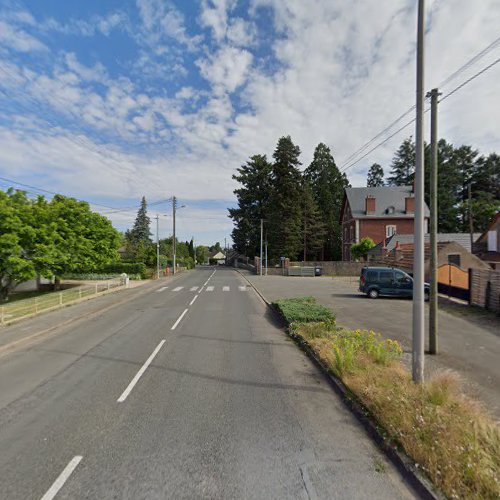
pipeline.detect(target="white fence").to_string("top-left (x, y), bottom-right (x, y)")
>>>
top-left (1, 277), bottom-right (127, 326)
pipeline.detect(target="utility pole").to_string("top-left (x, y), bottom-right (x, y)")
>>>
top-left (224, 237), bottom-right (227, 265)
top-left (265, 229), bottom-right (268, 276)
top-left (428, 88), bottom-right (441, 355)
top-left (260, 218), bottom-right (263, 276)
top-left (155, 214), bottom-right (160, 280)
top-left (413, 0), bottom-right (426, 383)
top-left (468, 183), bottom-right (474, 252)
top-left (172, 196), bottom-right (177, 275)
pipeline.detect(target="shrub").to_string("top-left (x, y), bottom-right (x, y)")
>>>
top-left (272, 297), bottom-right (335, 325)
top-left (99, 262), bottom-right (147, 277)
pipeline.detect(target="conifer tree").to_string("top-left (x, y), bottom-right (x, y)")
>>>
top-left (367, 163), bottom-right (384, 187)
top-left (387, 138), bottom-right (415, 186)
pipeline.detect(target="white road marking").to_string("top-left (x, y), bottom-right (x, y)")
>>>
top-left (239, 286), bottom-right (246, 291)
top-left (171, 308), bottom-right (188, 330)
top-left (173, 286), bottom-right (183, 292)
top-left (190, 286), bottom-right (199, 291)
top-left (206, 286), bottom-right (214, 292)
top-left (40, 456), bottom-right (83, 500)
top-left (189, 295), bottom-right (198, 306)
top-left (117, 340), bottom-right (166, 403)
top-left (223, 286), bottom-right (230, 292)
top-left (156, 286), bottom-right (168, 292)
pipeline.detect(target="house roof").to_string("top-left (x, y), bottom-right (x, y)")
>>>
top-left (342, 186), bottom-right (430, 220)
top-left (368, 232), bottom-right (482, 255)
top-left (476, 212), bottom-right (500, 243)
top-left (211, 251), bottom-right (226, 259)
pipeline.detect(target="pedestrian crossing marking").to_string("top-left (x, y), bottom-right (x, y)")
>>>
top-left (206, 286), bottom-right (214, 291)
top-left (190, 286), bottom-right (199, 291)
top-left (238, 286), bottom-right (246, 291)
top-left (156, 286), bottom-right (168, 292)
top-left (223, 286), bottom-right (230, 292)
top-left (173, 286), bottom-right (184, 292)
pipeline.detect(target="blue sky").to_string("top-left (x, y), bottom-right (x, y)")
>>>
top-left (1, 0), bottom-right (499, 245)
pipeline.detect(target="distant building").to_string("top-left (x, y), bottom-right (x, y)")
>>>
top-left (210, 251), bottom-right (226, 265)
top-left (339, 186), bottom-right (429, 261)
top-left (474, 212), bottom-right (500, 269)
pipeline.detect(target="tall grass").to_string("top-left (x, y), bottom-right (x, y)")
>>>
top-left (292, 321), bottom-right (500, 499)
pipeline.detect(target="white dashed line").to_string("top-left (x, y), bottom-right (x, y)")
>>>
top-left (223, 286), bottom-right (230, 292)
top-left (189, 295), bottom-right (198, 306)
top-left (117, 340), bottom-right (166, 403)
top-left (40, 456), bottom-right (83, 500)
top-left (171, 308), bottom-right (188, 330)
top-left (156, 286), bottom-right (168, 292)
top-left (173, 286), bottom-right (183, 292)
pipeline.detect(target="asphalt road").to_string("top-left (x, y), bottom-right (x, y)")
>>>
top-left (0, 268), bottom-right (417, 499)
top-left (244, 272), bottom-right (500, 418)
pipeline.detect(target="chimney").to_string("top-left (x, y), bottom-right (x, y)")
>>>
top-left (405, 195), bottom-right (414, 214)
top-left (365, 195), bottom-right (376, 215)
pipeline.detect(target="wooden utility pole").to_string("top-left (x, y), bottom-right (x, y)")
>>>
top-left (468, 184), bottom-right (474, 253)
top-left (172, 196), bottom-right (177, 274)
top-left (427, 88), bottom-right (441, 354)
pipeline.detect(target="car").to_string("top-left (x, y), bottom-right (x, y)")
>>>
top-left (359, 266), bottom-right (430, 300)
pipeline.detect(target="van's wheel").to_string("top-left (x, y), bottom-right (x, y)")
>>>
top-left (368, 289), bottom-right (379, 299)
top-left (424, 291), bottom-right (430, 302)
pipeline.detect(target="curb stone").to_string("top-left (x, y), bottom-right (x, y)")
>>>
top-left (236, 269), bottom-right (442, 500)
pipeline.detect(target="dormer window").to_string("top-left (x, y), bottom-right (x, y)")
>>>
top-left (386, 206), bottom-right (395, 215)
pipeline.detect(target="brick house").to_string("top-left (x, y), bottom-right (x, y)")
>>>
top-left (339, 186), bottom-right (429, 261)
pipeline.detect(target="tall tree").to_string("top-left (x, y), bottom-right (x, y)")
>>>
top-left (130, 196), bottom-right (152, 243)
top-left (387, 138), bottom-right (415, 186)
top-left (304, 142), bottom-right (350, 260)
top-left (228, 154), bottom-right (272, 257)
top-left (301, 180), bottom-right (327, 260)
top-left (366, 163), bottom-right (384, 187)
top-left (267, 136), bottom-right (304, 259)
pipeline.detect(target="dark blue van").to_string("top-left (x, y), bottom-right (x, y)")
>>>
top-left (359, 266), bottom-right (430, 300)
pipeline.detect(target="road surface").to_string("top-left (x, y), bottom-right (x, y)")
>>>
top-left (0, 268), bottom-right (417, 499)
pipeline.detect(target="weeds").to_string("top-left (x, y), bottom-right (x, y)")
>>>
top-left (291, 320), bottom-right (500, 499)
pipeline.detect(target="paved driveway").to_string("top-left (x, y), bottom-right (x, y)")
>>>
top-left (243, 272), bottom-right (500, 419)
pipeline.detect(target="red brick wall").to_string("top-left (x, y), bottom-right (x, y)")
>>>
top-left (360, 218), bottom-right (417, 246)
top-left (342, 220), bottom-right (356, 260)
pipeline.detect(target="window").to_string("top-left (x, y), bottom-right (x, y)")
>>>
top-left (367, 271), bottom-right (377, 282)
top-left (379, 271), bottom-right (393, 283)
top-left (350, 226), bottom-right (354, 241)
top-left (448, 254), bottom-right (461, 267)
top-left (386, 225), bottom-right (397, 237)
top-left (395, 270), bottom-right (410, 283)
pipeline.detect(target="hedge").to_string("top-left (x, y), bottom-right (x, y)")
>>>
top-left (272, 297), bottom-right (335, 325)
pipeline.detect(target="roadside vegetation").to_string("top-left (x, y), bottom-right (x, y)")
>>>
top-left (274, 297), bottom-right (500, 499)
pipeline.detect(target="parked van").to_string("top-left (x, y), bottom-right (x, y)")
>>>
top-left (359, 266), bottom-right (430, 300)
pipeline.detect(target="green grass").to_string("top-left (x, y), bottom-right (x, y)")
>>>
top-left (291, 318), bottom-right (500, 499)
top-left (272, 297), bottom-right (335, 325)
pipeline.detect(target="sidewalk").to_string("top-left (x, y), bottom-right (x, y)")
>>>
top-left (242, 271), bottom-right (500, 420)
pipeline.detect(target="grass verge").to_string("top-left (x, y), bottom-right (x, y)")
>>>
top-left (275, 298), bottom-right (500, 499)
top-left (272, 296), bottom-right (335, 325)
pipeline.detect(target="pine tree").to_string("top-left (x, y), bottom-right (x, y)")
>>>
top-left (130, 196), bottom-right (152, 243)
top-left (267, 136), bottom-right (304, 259)
top-left (366, 163), bottom-right (384, 187)
top-left (387, 138), bottom-right (415, 186)
top-left (228, 154), bottom-right (272, 257)
top-left (304, 143), bottom-right (349, 260)
top-left (301, 180), bottom-right (327, 261)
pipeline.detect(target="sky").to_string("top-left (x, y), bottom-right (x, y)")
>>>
top-left (0, 0), bottom-right (499, 246)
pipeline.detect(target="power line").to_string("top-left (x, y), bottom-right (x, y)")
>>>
top-left (0, 175), bottom-right (172, 213)
top-left (337, 35), bottom-right (500, 173)
top-left (440, 56), bottom-right (500, 103)
top-left (438, 35), bottom-right (500, 88)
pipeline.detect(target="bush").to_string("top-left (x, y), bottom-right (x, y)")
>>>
top-left (99, 262), bottom-right (147, 278)
top-left (272, 297), bottom-right (335, 325)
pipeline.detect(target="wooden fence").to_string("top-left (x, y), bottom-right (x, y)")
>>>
top-left (469, 268), bottom-right (500, 313)
top-left (437, 263), bottom-right (470, 301)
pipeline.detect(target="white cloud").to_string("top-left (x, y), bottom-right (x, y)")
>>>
top-left (197, 46), bottom-right (253, 93)
top-left (0, 20), bottom-right (48, 52)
